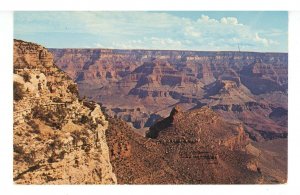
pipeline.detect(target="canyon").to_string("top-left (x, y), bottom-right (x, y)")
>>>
top-left (13, 39), bottom-right (287, 184)
top-left (106, 106), bottom-right (287, 183)
top-left (50, 48), bottom-right (288, 141)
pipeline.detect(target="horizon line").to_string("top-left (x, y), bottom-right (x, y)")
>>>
top-left (47, 47), bottom-right (288, 54)
top-left (14, 39), bottom-right (288, 54)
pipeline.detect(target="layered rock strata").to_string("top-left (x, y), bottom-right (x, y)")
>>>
top-left (13, 40), bottom-right (117, 184)
top-left (50, 48), bottom-right (288, 140)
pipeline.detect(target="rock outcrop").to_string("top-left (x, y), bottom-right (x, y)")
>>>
top-left (146, 106), bottom-right (249, 150)
top-left (50, 49), bottom-right (288, 140)
top-left (13, 40), bottom-right (117, 184)
top-left (106, 106), bottom-right (286, 184)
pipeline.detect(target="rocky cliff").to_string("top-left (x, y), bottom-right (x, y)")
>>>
top-left (146, 106), bottom-right (248, 150)
top-left (13, 40), bottom-right (286, 184)
top-left (106, 105), bottom-right (286, 184)
top-left (13, 40), bottom-right (117, 184)
top-left (50, 49), bottom-right (288, 140)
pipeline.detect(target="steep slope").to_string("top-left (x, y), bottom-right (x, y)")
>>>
top-left (13, 40), bottom-right (117, 184)
top-left (200, 78), bottom-right (287, 141)
top-left (105, 106), bottom-right (285, 184)
top-left (50, 49), bottom-right (288, 140)
top-left (106, 117), bottom-right (182, 184)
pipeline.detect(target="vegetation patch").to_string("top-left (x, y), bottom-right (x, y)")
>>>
top-left (14, 82), bottom-right (25, 101)
top-left (32, 105), bottom-right (67, 130)
top-left (67, 83), bottom-right (79, 96)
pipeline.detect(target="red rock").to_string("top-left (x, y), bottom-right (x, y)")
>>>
top-left (50, 49), bottom-right (288, 141)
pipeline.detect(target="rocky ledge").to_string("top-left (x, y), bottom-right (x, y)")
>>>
top-left (13, 39), bottom-right (117, 184)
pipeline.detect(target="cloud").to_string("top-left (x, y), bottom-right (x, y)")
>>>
top-left (197, 15), bottom-right (218, 24)
top-left (220, 17), bottom-right (240, 25)
top-left (254, 33), bottom-right (269, 46)
top-left (254, 33), bottom-right (279, 47)
top-left (108, 37), bottom-right (183, 50)
top-left (184, 27), bottom-right (201, 38)
top-left (150, 37), bottom-right (183, 48)
top-left (14, 12), bottom-right (287, 52)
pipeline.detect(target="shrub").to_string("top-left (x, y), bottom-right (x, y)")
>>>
top-left (28, 120), bottom-right (40, 134)
top-left (58, 151), bottom-right (66, 160)
top-left (23, 150), bottom-right (36, 164)
top-left (90, 123), bottom-right (98, 130)
top-left (52, 97), bottom-right (62, 103)
top-left (71, 130), bottom-right (82, 143)
top-left (67, 83), bottom-right (79, 96)
top-left (83, 101), bottom-right (96, 110)
top-left (13, 144), bottom-right (24, 154)
top-left (32, 106), bottom-right (45, 119)
top-left (14, 82), bottom-right (25, 101)
top-left (38, 83), bottom-right (42, 91)
top-left (56, 106), bottom-right (67, 120)
top-left (32, 105), bottom-right (67, 130)
top-left (80, 115), bottom-right (89, 124)
top-left (23, 72), bottom-right (31, 82)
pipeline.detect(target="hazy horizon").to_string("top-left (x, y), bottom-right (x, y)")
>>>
top-left (14, 11), bottom-right (288, 52)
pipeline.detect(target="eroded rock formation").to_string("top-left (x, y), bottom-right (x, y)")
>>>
top-left (13, 40), bottom-right (117, 184)
top-left (50, 49), bottom-right (288, 140)
top-left (13, 40), bottom-right (287, 184)
top-left (106, 106), bottom-right (286, 184)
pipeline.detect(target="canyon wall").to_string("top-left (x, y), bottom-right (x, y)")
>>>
top-left (12, 40), bottom-right (287, 184)
top-left (13, 40), bottom-right (117, 184)
top-left (50, 48), bottom-right (288, 140)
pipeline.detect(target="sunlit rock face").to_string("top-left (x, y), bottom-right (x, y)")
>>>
top-left (13, 40), bottom-right (117, 184)
top-left (51, 48), bottom-right (287, 140)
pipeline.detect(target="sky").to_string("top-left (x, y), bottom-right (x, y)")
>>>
top-left (14, 11), bottom-right (288, 52)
